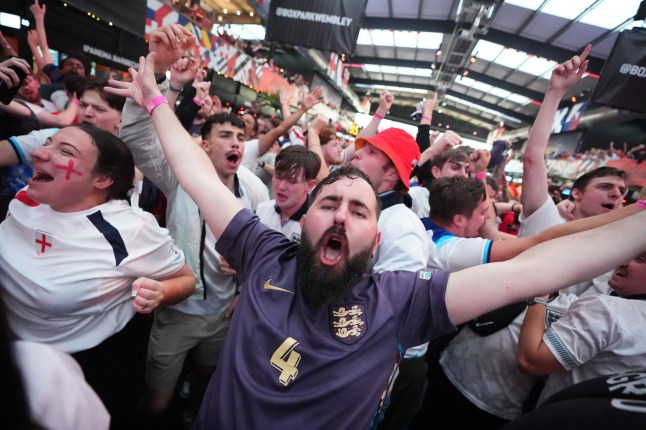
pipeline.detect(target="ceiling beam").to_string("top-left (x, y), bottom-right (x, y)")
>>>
top-left (350, 77), bottom-right (535, 124)
top-left (360, 18), bottom-right (604, 74)
top-left (350, 55), bottom-right (545, 101)
top-left (355, 89), bottom-right (501, 128)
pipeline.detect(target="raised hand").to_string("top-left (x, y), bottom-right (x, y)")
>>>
top-left (302, 87), bottom-right (323, 111)
top-left (378, 90), bottom-right (394, 113)
top-left (309, 114), bottom-right (329, 134)
top-left (549, 44), bottom-right (591, 94)
top-left (148, 24), bottom-right (196, 74)
top-left (106, 53), bottom-right (160, 107)
top-left (29, 0), bottom-right (46, 21)
top-left (170, 56), bottom-right (200, 88)
top-left (423, 92), bottom-right (438, 115)
top-left (469, 148), bottom-right (491, 174)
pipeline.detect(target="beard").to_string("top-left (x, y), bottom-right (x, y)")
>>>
top-left (296, 226), bottom-right (375, 306)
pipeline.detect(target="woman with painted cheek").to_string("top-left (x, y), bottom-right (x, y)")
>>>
top-left (0, 123), bottom-right (195, 429)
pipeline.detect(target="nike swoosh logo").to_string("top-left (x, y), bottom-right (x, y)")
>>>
top-left (263, 279), bottom-right (294, 294)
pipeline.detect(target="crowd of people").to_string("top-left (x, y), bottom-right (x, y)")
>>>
top-left (0, 8), bottom-right (645, 430)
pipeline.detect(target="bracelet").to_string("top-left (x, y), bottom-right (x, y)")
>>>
top-left (526, 297), bottom-right (548, 306)
top-left (373, 112), bottom-right (384, 120)
top-left (421, 114), bottom-right (432, 122)
top-left (192, 97), bottom-right (202, 106)
top-left (155, 73), bottom-right (167, 84)
top-left (474, 172), bottom-right (486, 180)
top-left (145, 95), bottom-right (168, 115)
top-left (637, 199), bottom-right (646, 209)
top-left (168, 82), bottom-right (183, 93)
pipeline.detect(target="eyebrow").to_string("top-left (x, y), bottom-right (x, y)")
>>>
top-left (46, 137), bottom-right (81, 154)
top-left (349, 198), bottom-right (370, 212)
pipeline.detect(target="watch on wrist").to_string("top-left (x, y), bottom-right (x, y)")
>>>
top-left (526, 297), bottom-right (548, 306)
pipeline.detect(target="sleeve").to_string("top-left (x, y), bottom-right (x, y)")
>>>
top-left (380, 270), bottom-right (457, 349)
top-left (433, 236), bottom-right (492, 272)
top-left (8, 128), bottom-right (59, 164)
top-left (413, 124), bottom-right (433, 185)
top-left (15, 341), bottom-right (110, 430)
top-left (518, 196), bottom-right (565, 237)
top-left (118, 98), bottom-right (179, 195)
top-left (237, 165), bottom-right (270, 210)
top-left (174, 85), bottom-right (200, 131)
top-left (121, 211), bottom-right (186, 279)
top-left (216, 209), bottom-right (294, 286)
top-left (241, 139), bottom-right (260, 171)
top-left (373, 208), bottom-right (429, 273)
top-left (542, 296), bottom-right (619, 371)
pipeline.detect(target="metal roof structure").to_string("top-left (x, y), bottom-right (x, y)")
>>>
top-left (349, 0), bottom-right (644, 132)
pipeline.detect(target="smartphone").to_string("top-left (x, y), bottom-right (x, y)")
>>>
top-left (0, 60), bottom-right (28, 105)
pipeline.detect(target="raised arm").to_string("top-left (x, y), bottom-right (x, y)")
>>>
top-left (29, 0), bottom-right (54, 66)
top-left (307, 114), bottom-right (330, 181)
top-left (110, 51), bottom-right (243, 239)
top-left (357, 90), bottom-right (393, 139)
top-left (257, 87), bottom-right (322, 156)
top-left (488, 201), bottom-right (644, 262)
top-left (0, 30), bottom-right (17, 57)
top-left (522, 45), bottom-right (590, 217)
top-left (445, 204), bottom-right (646, 325)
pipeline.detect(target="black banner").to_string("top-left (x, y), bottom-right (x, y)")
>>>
top-left (265, 0), bottom-right (367, 54)
top-left (592, 29), bottom-right (646, 113)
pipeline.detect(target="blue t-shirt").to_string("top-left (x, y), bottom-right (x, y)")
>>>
top-left (195, 209), bottom-right (455, 429)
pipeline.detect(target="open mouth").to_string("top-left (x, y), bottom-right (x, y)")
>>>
top-left (614, 268), bottom-right (627, 278)
top-left (601, 203), bottom-right (615, 210)
top-left (226, 152), bottom-right (240, 167)
top-left (320, 233), bottom-right (346, 266)
top-left (32, 169), bottom-right (54, 182)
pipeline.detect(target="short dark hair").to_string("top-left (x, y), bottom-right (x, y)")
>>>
top-left (431, 147), bottom-right (469, 170)
top-left (62, 50), bottom-right (91, 76)
top-left (572, 166), bottom-right (627, 193)
top-left (275, 146), bottom-right (321, 182)
top-left (62, 73), bottom-right (87, 96)
top-left (309, 166), bottom-right (381, 219)
top-left (77, 79), bottom-right (126, 112)
top-left (429, 176), bottom-right (486, 224)
top-left (202, 112), bottom-right (245, 140)
top-left (73, 123), bottom-right (134, 201)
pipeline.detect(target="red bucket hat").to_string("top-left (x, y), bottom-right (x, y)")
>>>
top-left (355, 128), bottom-right (420, 190)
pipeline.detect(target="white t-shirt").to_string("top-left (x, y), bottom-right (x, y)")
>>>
top-left (425, 221), bottom-right (492, 272)
top-left (241, 138), bottom-right (260, 171)
top-left (14, 340), bottom-right (110, 429)
top-left (441, 293), bottom-right (579, 419)
top-left (518, 196), bottom-right (564, 237)
top-left (0, 193), bottom-right (186, 352)
top-left (255, 199), bottom-right (305, 243)
top-left (539, 295), bottom-right (646, 404)
top-left (408, 186), bottom-right (429, 218)
top-left (372, 200), bottom-right (430, 359)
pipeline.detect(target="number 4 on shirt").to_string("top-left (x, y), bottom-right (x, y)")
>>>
top-left (270, 337), bottom-right (301, 386)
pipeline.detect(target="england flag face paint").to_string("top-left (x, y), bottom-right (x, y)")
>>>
top-left (28, 127), bottom-right (106, 213)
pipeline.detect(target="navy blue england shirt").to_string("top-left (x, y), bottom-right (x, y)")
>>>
top-left (195, 209), bottom-right (455, 429)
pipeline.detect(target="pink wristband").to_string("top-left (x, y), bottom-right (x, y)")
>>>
top-left (145, 95), bottom-right (168, 115)
top-left (192, 97), bottom-right (202, 106)
top-left (637, 199), bottom-right (646, 209)
top-left (421, 114), bottom-right (432, 122)
top-left (71, 98), bottom-right (80, 106)
top-left (474, 172), bottom-right (486, 180)
top-left (374, 112), bottom-right (384, 120)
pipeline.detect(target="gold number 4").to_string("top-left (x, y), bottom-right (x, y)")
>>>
top-left (270, 337), bottom-right (301, 386)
